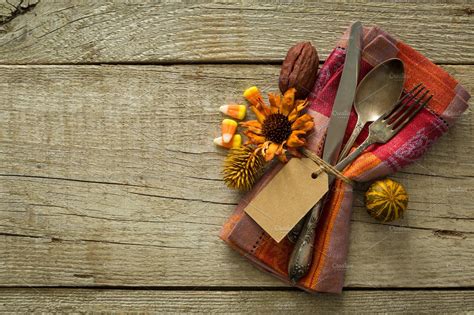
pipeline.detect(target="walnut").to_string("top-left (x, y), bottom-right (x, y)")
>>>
top-left (279, 42), bottom-right (319, 99)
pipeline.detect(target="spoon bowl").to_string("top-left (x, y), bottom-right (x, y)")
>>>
top-left (338, 58), bottom-right (405, 160)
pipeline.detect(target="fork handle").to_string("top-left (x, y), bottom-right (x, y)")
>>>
top-left (335, 137), bottom-right (374, 172)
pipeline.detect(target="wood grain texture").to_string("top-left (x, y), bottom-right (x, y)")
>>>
top-left (0, 1), bottom-right (473, 64)
top-left (0, 64), bottom-right (471, 287)
top-left (0, 289), bottom-right (473, 313)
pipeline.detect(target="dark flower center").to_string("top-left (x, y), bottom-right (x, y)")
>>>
top-left (262, 113), bottom-right (292, 144)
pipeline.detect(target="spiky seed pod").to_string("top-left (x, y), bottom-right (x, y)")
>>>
top-left (223, 145), bottom-right (265, 191)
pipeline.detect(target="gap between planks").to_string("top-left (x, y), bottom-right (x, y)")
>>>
top-left (0, 285), bottom-right (473, 291)
top-left (0, 288), bottom-right (472, 313)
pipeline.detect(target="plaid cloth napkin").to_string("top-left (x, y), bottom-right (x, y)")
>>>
top-left (220, 25), bottom-right (470, 294)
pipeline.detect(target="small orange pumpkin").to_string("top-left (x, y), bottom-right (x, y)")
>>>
top-left (365, 178), bottom-right (408, 222)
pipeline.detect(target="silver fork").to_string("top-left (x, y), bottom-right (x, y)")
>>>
top-left (287, 84), bottom-right (432, 283)
top-left (336, 83), bottom-right (432, 172)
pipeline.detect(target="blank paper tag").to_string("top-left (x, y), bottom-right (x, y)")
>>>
top-left (244, 158), bottom-right (328, 243)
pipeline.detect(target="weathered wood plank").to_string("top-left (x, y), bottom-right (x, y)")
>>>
top-left (0, 64), bottom-right (472, 287)
top-left (0, 289), bottom-right (473, 313)
top-left (0, 1), bottom-right (473, 64)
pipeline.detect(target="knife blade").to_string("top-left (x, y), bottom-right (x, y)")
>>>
top-left (323, 22), bottom-right (363, 164)
top-left (288, 21), bottom-right (363, 283)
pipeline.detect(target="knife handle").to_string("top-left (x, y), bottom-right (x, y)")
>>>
top-left (288, 199), bottom-right (323, 283)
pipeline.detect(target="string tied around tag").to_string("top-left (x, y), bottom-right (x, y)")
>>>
top-left (301, 148), bottom-right (354, 186)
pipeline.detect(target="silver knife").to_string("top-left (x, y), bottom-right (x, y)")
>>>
top-left (288, 21), bottom-right (363, 283)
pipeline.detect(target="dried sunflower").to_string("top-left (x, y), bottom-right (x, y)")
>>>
top-left (241, 86), bottom-right (314, 162)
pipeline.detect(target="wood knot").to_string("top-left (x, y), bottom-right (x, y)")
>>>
top-left (433, 230), bottom-right (466, 240)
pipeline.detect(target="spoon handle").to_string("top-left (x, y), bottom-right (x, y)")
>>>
top-left (338, 118), bottom-right (365, 161)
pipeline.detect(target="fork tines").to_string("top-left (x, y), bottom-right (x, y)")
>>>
top-left (383, 83), bottom-right (433, 132)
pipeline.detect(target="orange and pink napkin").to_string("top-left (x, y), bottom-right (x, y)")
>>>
top-left (220, 25), bottom-right (470, 294)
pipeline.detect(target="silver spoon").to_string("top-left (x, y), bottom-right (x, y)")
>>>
top-left (338, 58), bottom-right (405, 161)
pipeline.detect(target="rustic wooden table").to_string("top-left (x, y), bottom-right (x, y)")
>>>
top-left (0, 1), bottom-right (472, 313)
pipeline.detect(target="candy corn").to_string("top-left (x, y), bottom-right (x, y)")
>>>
top-left (221, 119), bottom-right (238, 143)
top-left (243, 86), bottom-right (263, 106)
top-left (219, 104), bottom-right (246, 120)
top-left (214, 134), bottom-right (241, 149)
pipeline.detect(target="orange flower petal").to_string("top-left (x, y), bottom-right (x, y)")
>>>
top-left (281, 88), bottom-right (296, 115)
top-left (244, 130), bottom-right (266, 144)
top-left (299, 121), bottom-right (314, 133)
top-left (291, 113), bottom-right (313, 130)
top-left (287, 130), bottom-right (306, 147)
top-left (288, 101), bottom-right (309, 122)
top-left (287, 138), bottom-right (305, 147)
top-left (250, 106), bottom-right (267, 124)
top-left (287, 109), bottom-right (298, 122)
top-left (295, 100), bottom-right (308, 113)
top-left (261, 104), bottom-right (272, 116)
top-left (246, 125), bottom-right (263, 135)
top-left (240, 120), bottom-right (263, 134)
top-left (263, 142), bottom-right (279, 161)
top-left (240, 120), bottom-right (262, 129)
top-left (293, 130), bottom-right (307, 136)
top-left (268, 93), bottom-right (282, 114)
